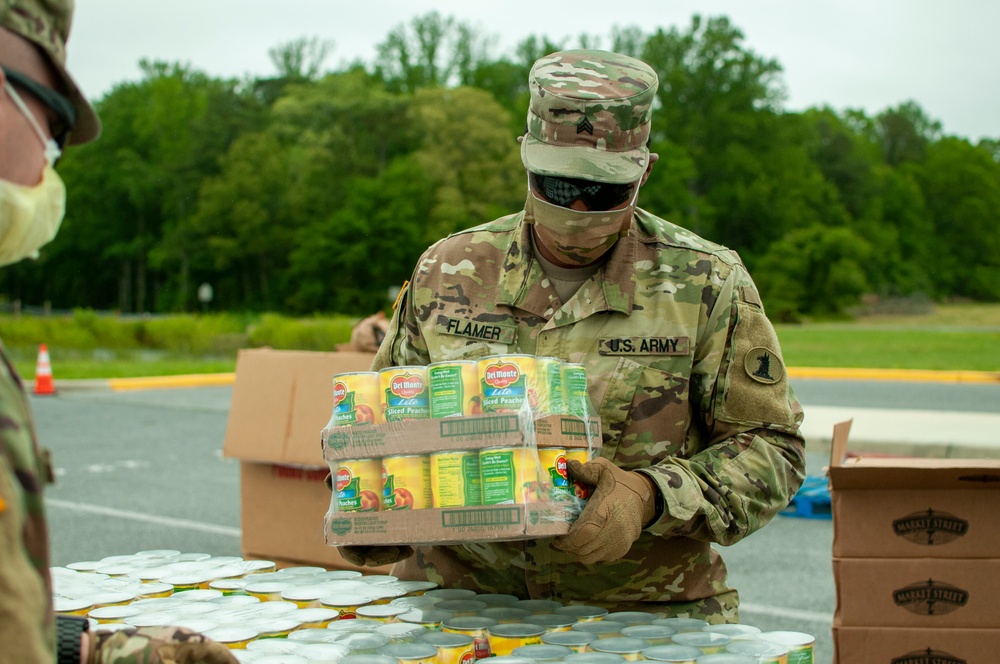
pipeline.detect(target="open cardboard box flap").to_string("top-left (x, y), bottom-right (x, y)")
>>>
top-left (223, 348), bottom-right (376, 467)
top-left (828, 419), bottom-right (1000, 490)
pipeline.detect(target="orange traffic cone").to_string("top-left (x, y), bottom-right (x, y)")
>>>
top-left (33, 344), bottom-right (56, 395)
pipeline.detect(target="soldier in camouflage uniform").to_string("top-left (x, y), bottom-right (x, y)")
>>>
top-left (0, 1), bottom-right (234, 661)
top-left (340, 50), bottom-right (806, 622)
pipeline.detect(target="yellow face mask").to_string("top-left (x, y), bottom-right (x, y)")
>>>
top-left (0, 165), bottom-right (66, 266)
top-left (1, 80), bottom-right (67, 266)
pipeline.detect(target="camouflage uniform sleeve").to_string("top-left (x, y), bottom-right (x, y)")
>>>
top-left (0, 345), bottom-right (56, 662)
top-left (371, 249), bottom-right (436, 372)
top-left (639, 261), bottom-right (806, 546)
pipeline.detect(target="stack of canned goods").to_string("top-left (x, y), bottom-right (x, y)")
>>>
top-left (329, 356), bottom-right (596, 514)
top-left (328, 355), bottom-right (591, 427)
top-left (53, 551), bottom-right (815, 663)
top-left (334, 441), bottom-right (593, 513)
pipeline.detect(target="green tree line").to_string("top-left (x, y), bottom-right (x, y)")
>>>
top-left (3, 14), bottom-right (998, 320)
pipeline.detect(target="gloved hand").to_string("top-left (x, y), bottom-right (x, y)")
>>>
top-left (90, 625), bottom-right (237, 664)
top-left (553, 457), bottom-right (659, 565)
top-left (339, 545), bottom-right (414, 567)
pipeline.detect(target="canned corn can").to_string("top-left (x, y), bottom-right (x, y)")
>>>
top-left (479, 446), bottom-right (540, 505)
top-left (430, 450), bottom-right (482, 507)
top-left (202, 626), bottom-right (259, 649)
top-left (383, 455), bottom-right (432, 510)
top-left (418, 631), bottom-right (475, 664)
top-left (332, 372), bottom-right (382, 427)
top-left (336, 458), bottom-right (383, 512)
top-left (380, 366), bottom-right (430, 422)
top-left (640, 645), bottom-right (703, 663)
top-left (428, 361), bottom-right (481, 418)
top-left (670, 631), bottom-right (730, 654)
top-left (757, 631), bottom-right (813, 664)
top-left (561, 363), bottom-right (590, 419)
top-left (726, 640), bottom-right (789, 664)
top-left (478, 355), bottom-right (535, 414)
top-left (536, 447), bottom-right (572, 502)
top-left (535, 356), bottom-right (565, 415)
top-left (589, 637), bottom-right (650, 661)
top-left (540, 630), bottom-right (595, 652)
top-left (378, 642), bottom-right (439, 664)
top-left (488, 623), bottom-right (546, 656)
top-left (321, 593), bottom-right (375, 620)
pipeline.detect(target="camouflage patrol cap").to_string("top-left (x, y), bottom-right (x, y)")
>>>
top-left (521, 49), bottom-right (658, 184)
top-left (0, 0), bottom-right (101, 143)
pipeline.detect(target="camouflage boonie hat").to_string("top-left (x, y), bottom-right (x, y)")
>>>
top-left (521, 49), bottom-right (658, 184)
top-left (1, 0), bottom-right (101, 143)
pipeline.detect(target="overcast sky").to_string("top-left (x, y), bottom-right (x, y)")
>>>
top-left (67, 0), bottom-right (999, 142)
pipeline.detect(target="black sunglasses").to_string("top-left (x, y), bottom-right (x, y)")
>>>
top-left (3, 66), bottom-right (76, 149)
top-left (530, 172), bottom-right (635, 211)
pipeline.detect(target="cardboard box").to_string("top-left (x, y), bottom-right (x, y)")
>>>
top-left (222, 348), bottom-right (389, 572)
top-left (829, 419), bottom-right (1000, 559)
top-left (322, 413), bottom-right (601, 547)
top-left (833, 557), bottom-right (1000, 628)
top-left (834, 624), bottom-right (1000, 663)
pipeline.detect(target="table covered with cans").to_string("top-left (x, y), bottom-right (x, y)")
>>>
top-left (53, 550), bottom-right (815, 663)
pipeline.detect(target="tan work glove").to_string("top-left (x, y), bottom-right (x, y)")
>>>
top-left (90, 625), bottom-right (237, 663)
top-left (553, 457), bottom-right (659, 565)
top-left (339, 545), bottom-right (414, 567)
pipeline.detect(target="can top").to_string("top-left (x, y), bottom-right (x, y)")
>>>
top-left (640, 644), bottom-right (705, 662)
top-left (540, 630), bottom-right (596, 646)
top-left (604, 611), bottom-right (657, 625)
top-left (488, 622), bottom-right (548, 638)
top-left (703, 623), bottom-right (761, 638)
top-left (588, 637), bottom-right (651, 654)
top-left (377, 643), bottom-right (439, 660)
top-left (757, 630), bottom-right (815, 646)
top-left (553, 604), bottom-right (609, 619)
top-left (417, 631), bottom-right (474, 647)
top-left (670, 631), bottom-right (731, 647)
top-left (511, 644), bottom-right (574, 661)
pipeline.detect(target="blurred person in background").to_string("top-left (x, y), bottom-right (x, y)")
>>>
top-left (0, 1), bottom-right (235, 661)
top-left (338, 49), bottom-right (806, 622)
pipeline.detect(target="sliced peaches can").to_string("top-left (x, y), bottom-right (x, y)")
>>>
top-left (336, 457), bottom-right (383, 512)
top-left (331, 372), bottom-right (382, 427)
top-left (428, 361), bottom-right (481, 418)
top-left (382, 454), bottom-right (432, 510)
top-left (536, 447), bottom-right (572, 502)
top-left (480, 446), bottom-right (540, 505)
top-left (380, 366), bottom-right (430, 422)
top-left (430, 450), bottom-right (482, 507)
top-left (477, 355), bottom-right (536, 414)
top-left (535, 356), bottom-right (565, 416)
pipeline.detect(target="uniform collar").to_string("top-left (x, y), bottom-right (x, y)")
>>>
top-left (498, 211), bottom-right (637, 319)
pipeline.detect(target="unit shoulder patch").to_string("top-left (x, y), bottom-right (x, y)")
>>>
top-left (744, 346), bottom-right (784, 384)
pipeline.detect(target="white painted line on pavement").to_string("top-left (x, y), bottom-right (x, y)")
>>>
top-left (739, 602), bottom-right (833, 626)
top-left (47, 499), bottom-right (241, 538)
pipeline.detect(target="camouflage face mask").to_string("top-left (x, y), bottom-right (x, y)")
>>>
top-left (525, 176), bottom-right (639, 267)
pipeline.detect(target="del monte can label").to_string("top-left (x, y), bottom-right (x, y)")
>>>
top-left (478, 355), bottom-right (535, 414)
top-left (380, 366), bottom-right (430, 421)
top-left (336, 458), bottom-right (382, 512)
top-left (331, 372), bottom-right (381, 427)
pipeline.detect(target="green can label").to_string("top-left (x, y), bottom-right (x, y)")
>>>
top-left (562, 363), bottom-right (590, 418)
top-left (429, 361), bottom-right (481, 418)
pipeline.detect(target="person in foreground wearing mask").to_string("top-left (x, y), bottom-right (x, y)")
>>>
top-left (340, 49), bottom-right (806, 621)
top-left (0, 1), bottom-right (236, 661)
